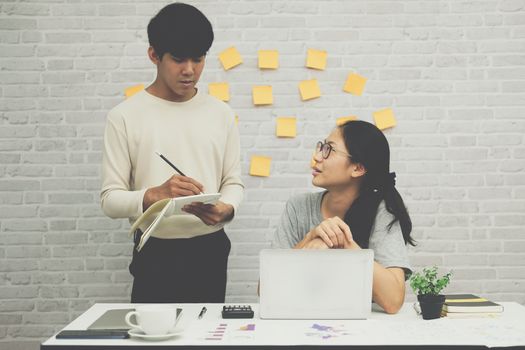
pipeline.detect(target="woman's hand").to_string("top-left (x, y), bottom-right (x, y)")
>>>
top-left (305, 217), bottom-right (353, 248)
top-left (302, 237), bottom-right (330, 249)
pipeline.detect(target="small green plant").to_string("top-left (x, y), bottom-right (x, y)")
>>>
top-left (410, 266), bottom-right (452, 296)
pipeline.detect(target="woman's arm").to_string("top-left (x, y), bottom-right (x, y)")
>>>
top-left (344, 238), bottom-right (406, 314)
top-left (371, 264), bottom-right (406, 314)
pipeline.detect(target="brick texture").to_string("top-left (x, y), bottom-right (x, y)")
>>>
top-left (1, 1), bottom-right (525, 348)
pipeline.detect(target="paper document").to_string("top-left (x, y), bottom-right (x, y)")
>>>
top-left (130, 193), bottom-right (221, 251)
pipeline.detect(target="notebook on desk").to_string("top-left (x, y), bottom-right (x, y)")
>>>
top-left (88, 308), bottom-right (183, 330)
top-left (87, 309), bottom-right (135, 330)
top-left (259, 249), bottom-right (374, 319)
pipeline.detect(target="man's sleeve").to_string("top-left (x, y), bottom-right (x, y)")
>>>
top-left (100, 110), bottom-right (146, 220)
top-left (218, 115), bottom-right (244, 215)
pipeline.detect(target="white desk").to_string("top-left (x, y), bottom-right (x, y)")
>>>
top-left (41, 302), bottom-right (525, 349)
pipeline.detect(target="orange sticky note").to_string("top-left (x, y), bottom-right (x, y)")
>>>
top-left (373, 108), bottom-right (397, 130)
top-left (276, 117), bottom-right (296, 138)
top-left (252, 86), bottom-right (273, 105)
top-left (299, 79), bottom-right (321, 101)
top-left (208, 82), bottom-right (230, 102)
top-left (306, 48), bottom-right (327, 70)
top-left (249, 155), bottom-right (271, 177)
top-left (344, 73), bottom-right (367, 96)
top-left (258, 50), bottom-right (279, 69)
top-left (124, 84), bottom-right (144, 98)
top-left (219, 47), bottom-right (242, 70)
top-left (336, 116), bottom-right (358, 126)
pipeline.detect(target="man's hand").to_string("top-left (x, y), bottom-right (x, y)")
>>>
top-left (182, 201), bottom-right (234, 226)
top-left (305, 217), bottom-right (353, 248)
top-left (143, 175), bottom-right (204, 211)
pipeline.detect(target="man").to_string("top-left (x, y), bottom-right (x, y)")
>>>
top-left (100, 3), bottom-right (244, 303)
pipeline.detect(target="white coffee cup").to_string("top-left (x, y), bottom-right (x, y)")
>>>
top-left (125, 305), bottom-right (180, 335)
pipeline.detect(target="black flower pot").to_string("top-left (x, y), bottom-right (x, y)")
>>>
top-left (417, 294), bottom-right (445, 320)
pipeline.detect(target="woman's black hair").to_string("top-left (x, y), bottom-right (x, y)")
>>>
top-left (339, 120), bottom-right (415, 248)
top-left (147, 3), bottom-right (214, 59)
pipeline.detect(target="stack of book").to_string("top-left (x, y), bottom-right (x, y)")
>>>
top-left (442, 294), bottom-right (504, 319)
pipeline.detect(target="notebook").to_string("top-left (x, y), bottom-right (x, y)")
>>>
top-left (88, 308), bottom-right (183, 330)
top-left (130, 193), bottom-right (221, 251)
top-left (87, 309), bottom-right (135, 330)
top-left (443, 294), bottom-right (504, 313)
top-left (259, 249), bottom-right (374, 319)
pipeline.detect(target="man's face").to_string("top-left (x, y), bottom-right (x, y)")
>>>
top-left (150, 48), bottom-right (206, 102)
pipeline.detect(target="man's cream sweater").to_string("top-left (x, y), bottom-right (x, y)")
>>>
top-left (101, 89), bottom-right (244, 239)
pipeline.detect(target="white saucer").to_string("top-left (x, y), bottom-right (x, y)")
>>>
top-left (128, 327), bottom-right (183, 341)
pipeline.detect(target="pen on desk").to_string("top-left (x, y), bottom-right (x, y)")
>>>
top-left (198, 306), bottom-right (207, 319)
top-left (155, 151), bottom-right (204, 194)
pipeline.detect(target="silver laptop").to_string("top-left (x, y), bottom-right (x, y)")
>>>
top-left (259, 249), bottom-right (374, 319)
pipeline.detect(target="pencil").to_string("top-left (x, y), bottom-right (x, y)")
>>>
top-left (155, 151), bottom-right (186, 177)
top-left (155, 152), bottom-right (204, 194)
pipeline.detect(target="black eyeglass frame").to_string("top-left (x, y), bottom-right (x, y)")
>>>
top-left (315, 141), bottom-right (353, 160)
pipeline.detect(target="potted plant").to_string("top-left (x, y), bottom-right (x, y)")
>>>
top-left (409, 266), bottom-right (452, 320)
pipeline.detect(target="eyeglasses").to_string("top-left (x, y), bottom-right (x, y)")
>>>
top-left (315, 141), bottom-right (353, 160)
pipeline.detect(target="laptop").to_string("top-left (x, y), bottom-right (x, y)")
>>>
top-left (259, 249), bottom-right (374, 319)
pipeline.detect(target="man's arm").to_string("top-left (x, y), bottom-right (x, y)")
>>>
top-left (100, 113), bottom-right (145, 219)
top-left (217, 115), bottom-right (244, 215)
top-left (181, 115), bottom-right (243, 225)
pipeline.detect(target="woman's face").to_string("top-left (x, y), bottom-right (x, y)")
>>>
top-left (311, 128), bottom-right (357, 190)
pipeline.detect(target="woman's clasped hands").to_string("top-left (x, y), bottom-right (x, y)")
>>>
top-left (303, 217), bottom-right (361, 250)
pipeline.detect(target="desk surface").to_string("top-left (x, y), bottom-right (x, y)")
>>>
top-left (41, 302), bottom-right (525, 349)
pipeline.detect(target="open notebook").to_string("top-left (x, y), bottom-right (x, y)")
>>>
top-left (130, 193), bottom-right (221, 251)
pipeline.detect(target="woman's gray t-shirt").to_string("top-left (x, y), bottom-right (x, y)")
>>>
top-left (272, 191), bottom-right (412, 276)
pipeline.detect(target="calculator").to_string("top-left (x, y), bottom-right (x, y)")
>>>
top-left (222, 305), bottom-right (254, 319)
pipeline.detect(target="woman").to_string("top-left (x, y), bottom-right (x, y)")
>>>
top-left (272, 120), bottom-right (415, 314)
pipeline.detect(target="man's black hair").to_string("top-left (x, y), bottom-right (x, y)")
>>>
top-left (147, 3), bottom-right (214, 59)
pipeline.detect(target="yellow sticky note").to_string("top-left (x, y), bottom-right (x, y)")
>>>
top-left (373, 108), bottom-right (397, 130)
top-left (258, 50), bottom-right (279, 69)
top-left (249, 155), bottom-right (271, 177)
top-left (336, 116), bottom-right (358, 126)
top-left (124, 84), bottom-right (144, 98)
top-left (276, 117), bottom-right (296, 138)
top-left (208, 82), bottom-right (230, 102)
top-left (306, 48), bottom-right (327, 70)
top-left (235, 115), bottom-right (239, 125)
top-left (344, 73), bottom-right (367, 96)
top-left (252, 85), bottom-right (273, 105)
top-left (299, 79), bottom-right (321, 101)
top-left (219, 46), bottom-right (242, 70)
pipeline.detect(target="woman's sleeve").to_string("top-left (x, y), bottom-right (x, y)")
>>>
top-left (369, 204), bottom-right (412, 279)
top-left (272, 199), bottom-right (301, 249)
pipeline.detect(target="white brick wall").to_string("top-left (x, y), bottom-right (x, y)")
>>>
top-left (1, 0), bottom-right (525, 348)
